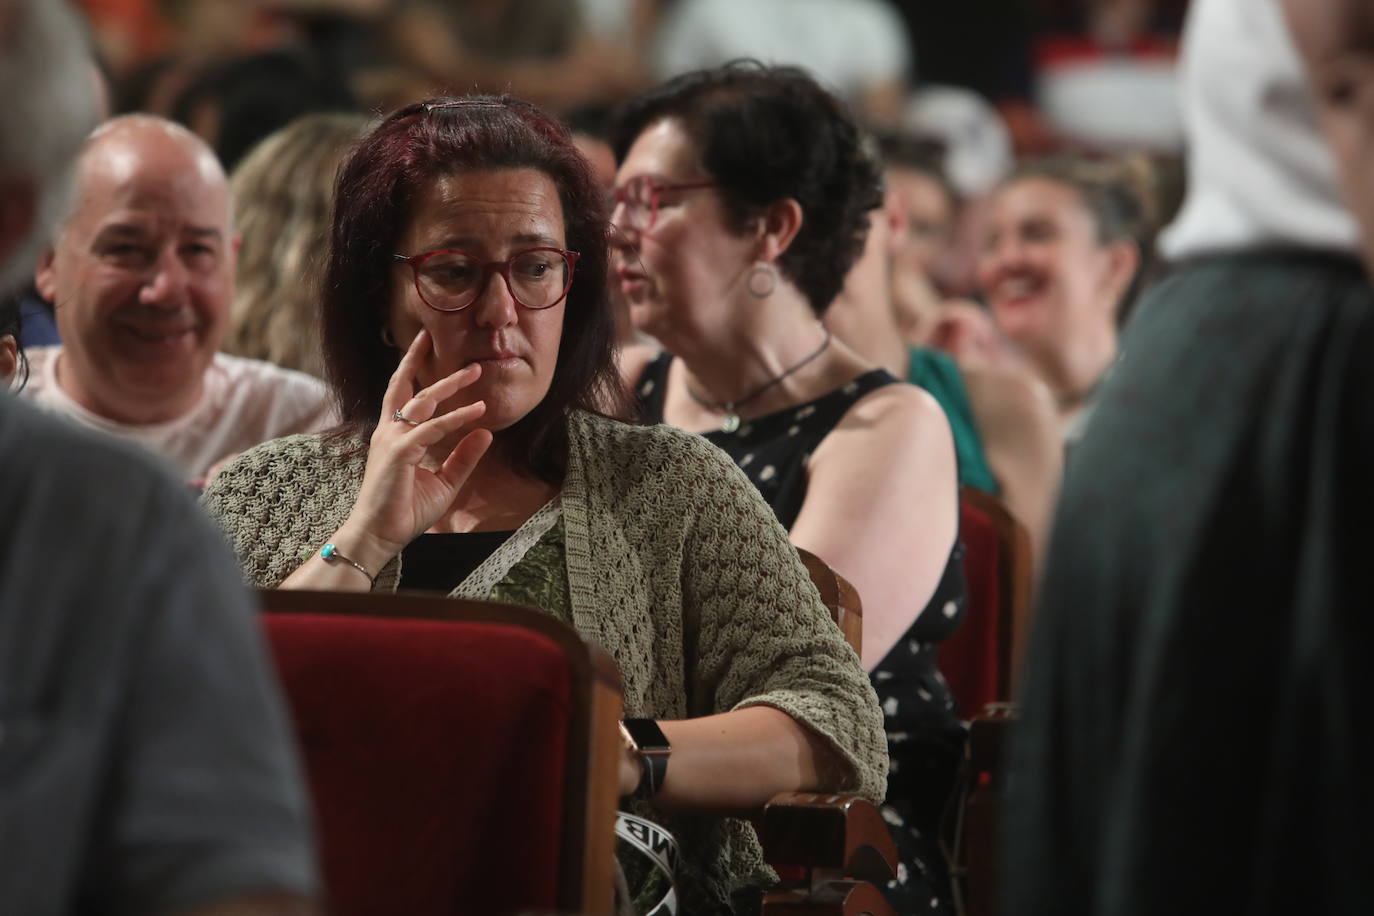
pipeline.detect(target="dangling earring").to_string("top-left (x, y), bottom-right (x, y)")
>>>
top-left (380, 324), bottom-right (397, 348)
top-left (746, 263), bottom-right (776, 299)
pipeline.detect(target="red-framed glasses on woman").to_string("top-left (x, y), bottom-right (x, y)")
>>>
top-left (611, 176), bottom-right (717, 233)
top-left (392, 247), bottom-right (580, 312)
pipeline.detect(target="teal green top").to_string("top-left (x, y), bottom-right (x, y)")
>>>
top-left (907, 347), bottom-right (999, 494)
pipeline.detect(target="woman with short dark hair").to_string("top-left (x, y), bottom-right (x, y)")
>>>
top-left (613, 63), bottom-right (965, 912)
top-left (204, 95), bottom-right (886, 914)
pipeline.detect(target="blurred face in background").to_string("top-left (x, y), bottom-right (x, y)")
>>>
top-left (36, 121), bottom-right (234, 423)
top-left (572, 132), bottom-right (617, 192)
top-left (0, 0), bottom-right (100, 292)
top-left (975, 176), bottom-right (1125, 365)
top-left (572, 130), bottom-right (635, 343)
top-left (886, 165), bottom-right (956, 283)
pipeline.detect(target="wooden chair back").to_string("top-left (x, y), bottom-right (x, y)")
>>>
top-left (955, 706), bottom-right (1015, 916)
top-left (258, 589), bottom-right (622, 916)
top-left (797, 546), bottom-right (863, 655)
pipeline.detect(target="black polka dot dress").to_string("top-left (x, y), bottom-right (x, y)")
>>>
top-left (637, 353), bottom-right (967, 914)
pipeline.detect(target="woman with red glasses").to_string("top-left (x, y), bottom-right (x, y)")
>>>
top-left (203, 96), bottom-right (885, 914)
top-left (612, 62), bottom-right (965, 914)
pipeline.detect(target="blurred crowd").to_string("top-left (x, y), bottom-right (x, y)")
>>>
top-left (76, 0), bottom-right (1189, 156)
top-left (33, 0), bottom-right (1194, 543)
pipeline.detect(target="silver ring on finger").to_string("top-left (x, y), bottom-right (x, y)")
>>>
top-left (392, 408), bottom-right (421, 427)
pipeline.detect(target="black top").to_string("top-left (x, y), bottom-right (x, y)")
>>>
top-left (398, 530), bottom-right (515, 593)
top-left (635, 352), bottom-right (965, 643)
top-left (637, 352), bottom-right (971, 912)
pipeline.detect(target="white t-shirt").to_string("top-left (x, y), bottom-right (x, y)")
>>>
top-left (20, 347), bottom-right (337, 482)
top-left (1159, 0), bottom-right (1359, 260)
top-left (653, 0), bottom-right (911, 110)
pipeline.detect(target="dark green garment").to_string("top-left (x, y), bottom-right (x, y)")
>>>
top-left (487, 519), bottom-right (572, 620)
top-left (906, 347), bottom-right (999, 494)
top-left (1004, 251), bottom-right (1374, 916)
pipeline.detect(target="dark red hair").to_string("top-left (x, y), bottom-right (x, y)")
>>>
top-left (321, 96), bottom-right (619, 483)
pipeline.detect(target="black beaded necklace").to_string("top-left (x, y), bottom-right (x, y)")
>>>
top-left (685, 327), bottom-right (833, 433)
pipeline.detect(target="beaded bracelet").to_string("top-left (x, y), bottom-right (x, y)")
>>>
top-left (320, 543), bottom-right (373, 583)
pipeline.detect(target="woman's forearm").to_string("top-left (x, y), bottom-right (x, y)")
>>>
top-left (277, 523), bottom-right (396, 592)
top-left (638, 706), bottom-right (848, 815)
top-left (278, 553), bottom-right (373, 591)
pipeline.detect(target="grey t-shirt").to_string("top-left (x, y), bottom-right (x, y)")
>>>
top-left (0, 397), bottom-right (317, 914)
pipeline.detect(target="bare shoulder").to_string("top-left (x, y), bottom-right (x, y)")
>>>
top-left (817, 379), bottom-right (953, 469)
top-left (838, 378), bottom-right (950, 439)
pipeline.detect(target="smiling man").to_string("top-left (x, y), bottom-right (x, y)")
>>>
top-left (24, 115), bottom-right (333, 483)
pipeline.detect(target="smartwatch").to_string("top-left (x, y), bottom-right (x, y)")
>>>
top-left (619, 718), bottom-right (671, 800)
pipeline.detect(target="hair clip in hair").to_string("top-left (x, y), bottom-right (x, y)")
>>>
top-left (423, 100), bottom-right (509, 113)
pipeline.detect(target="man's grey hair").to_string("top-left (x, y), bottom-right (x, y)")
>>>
top-left (0, 0), bottom-right (99, 292)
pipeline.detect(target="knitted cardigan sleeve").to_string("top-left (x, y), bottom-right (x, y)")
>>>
top-left (680, 438), bottom-right (888, 803)
top-left (200, 434), bottom-right (366, 587)
top-left (571, 415), bottom-right (889, 804)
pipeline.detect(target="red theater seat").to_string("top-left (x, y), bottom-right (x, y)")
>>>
top-left (259, 590), bottom-right (621, 916)
top-left (936, 491), bottom-right (1030, 916)
top-left (939, 488), bottom-right (1032, 718)
top-left (260, 563), bottom-right (897, 916)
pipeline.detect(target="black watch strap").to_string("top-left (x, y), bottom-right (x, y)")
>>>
top-left (620, 718), bottom-right (671, 800)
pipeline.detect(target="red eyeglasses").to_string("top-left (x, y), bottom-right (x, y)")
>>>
top-left (611, 176), bottom-right (717, 232)
top-left (392, 248), bottom-right (580, 312)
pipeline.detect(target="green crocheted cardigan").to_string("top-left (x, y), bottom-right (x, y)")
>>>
top-left (202, 409), bottom-right (888, 913)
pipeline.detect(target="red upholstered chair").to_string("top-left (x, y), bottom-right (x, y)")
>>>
top-left (258, 589), bottom-right (621, 916)
top-left (261, 556), bottom-right (894, 916)
top-left (934, 491), bottom-right (1030, 916)
top-left (938, 487), bottom-right (1032, 719)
